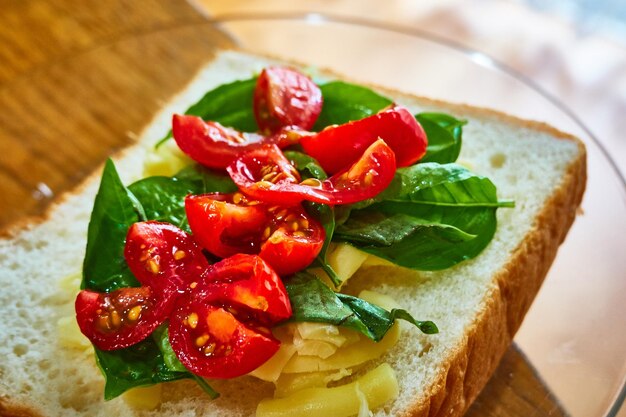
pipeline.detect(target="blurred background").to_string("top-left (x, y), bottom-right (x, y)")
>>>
top-left (197, 0), bottom-right (626, 179)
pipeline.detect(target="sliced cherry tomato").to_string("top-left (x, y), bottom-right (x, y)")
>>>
top-left (76, 221), bottom-right (210, 351)
top-left (226, 141), bottom-right (396, 205)
top-left (185, 194), bottom-right (324, 276)
top-left (75, 286), bottom-right (165, 350)
top-left (124, 221), bottom-right (210, 293)
top-left (169, 254), bottom-right (291, 379)
top-left (172, 115), bottom-right (309, 169)
top-left (184, 194), bottom-right (269, 258)
top-left (300, 104), bottom-right (427, 174)
top-left (253, 66), bottom-right (322, 134)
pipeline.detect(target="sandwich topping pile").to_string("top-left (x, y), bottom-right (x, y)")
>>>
top-left (75, 66), bottom-right (513, 414)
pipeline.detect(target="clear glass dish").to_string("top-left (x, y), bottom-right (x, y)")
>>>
top-left (2, 10), bottom-right (623, 417)
top-left (202, 12), bottom-right (626, 417)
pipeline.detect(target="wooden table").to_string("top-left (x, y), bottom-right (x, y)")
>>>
top-left (0, 1), bottom-right (568, 416)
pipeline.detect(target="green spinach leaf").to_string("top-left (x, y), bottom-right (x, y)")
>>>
top-left (94, 339), bottom-right (188, 401)
top-left (335, 163), bottom-right (511, 270)
top-left (82, 159), bottom-right (142, 292)
top-left (285, 273), bottom-right (437, 341)
top-left (174, 164), bottom-right (238, 194)
top-left (313, 81), bottom-right (392, 130)
top-left (417, 113), bottom-right (466, 164)
top-left (156, 77), bottom-right (258, 147)
top-left (152, 325), bottom-right (187, 373)
top-left (128, 166), bottom-right (235, 233)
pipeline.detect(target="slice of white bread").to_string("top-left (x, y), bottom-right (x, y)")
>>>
top-left (0, 50), bottom-right (586, 417)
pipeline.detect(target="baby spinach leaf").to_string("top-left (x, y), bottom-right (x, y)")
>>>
top-left (313, 81), bottom-right (392, 129)
top-left (82, 159), bottom-right (142, 292)
top-left (173, 163), bottom-right (238, 194)
top-left (152, 325), bottom-right (187, 373)
top-left (128, 176), bottom-right (199, 232)
top-left (127, 165), bottom-right (236, 232)
top-left (417, 113), bottom-right (466, 164)
top-left (335, 163), bottom-right (510, 270)
top-left (284, 150), bottom-right (328, 181)
top-left (285, 273), bottom-right (437, 341)
top-left (156, 77), bottom-right (258, 147)
top-left (94, 339), bottom-right (188, 400)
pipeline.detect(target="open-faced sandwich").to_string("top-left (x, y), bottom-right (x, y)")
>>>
top-left (0, 50), bottom-right (586, 417)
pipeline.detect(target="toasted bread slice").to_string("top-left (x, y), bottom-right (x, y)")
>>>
top-left (0, 51), bottom-right (585, 417)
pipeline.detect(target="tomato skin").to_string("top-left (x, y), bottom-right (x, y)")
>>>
top-left (172, 115), bottom-right (310, 169)
top-left (172, 115), bottom-right (265, 169)
top-left (76, 221), bottom-right (211, 351)
top-left (124, 221), bottom-right (210, 293)
top-left (169, 254), bottom-right (291, 379)
top-left (254, 66), bottom-right (322, 134)
top-left (75, 286), bottom-right (165, 350)
top-left (185, 194), bottom-right (270, 258)
top-left (300, 104), bottom-right (427, 174)
top-left (185, 194), bottom-right (324, 276)
top-left (227, 141), bottom-right (396, 206)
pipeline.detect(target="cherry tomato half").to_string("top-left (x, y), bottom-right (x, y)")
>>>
top-left (300, 104), bottom-right (427, 174)
top-left (172, 115), bottom-right (309, 169)
top-left (76, 221), bottom-right (210, 351)
top-left (124, 221), bottom-right (210, 293)
top-left (75, 286), bottom-right (165, 350)
top-left (169, 254), bottom-right (291, 379)
top-left (253, 66), bottom-right (322, 134)
top-left (226, 141), bottom-right (396, 206)
top-left (185, 193), bottom-right (324, 276)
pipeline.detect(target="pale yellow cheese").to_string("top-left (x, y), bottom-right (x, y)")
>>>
top-left (57, 316), bottom-right (90, 350)
top-left (123, 384), bottom-right (162, 410)
top-left (256, 363), bottom-right (398, 417)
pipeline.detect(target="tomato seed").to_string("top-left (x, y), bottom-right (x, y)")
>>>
top-left (299, 178), bottom-right (322, 187)
top-left (110, 310), bottom-right (122, 328)
top-left (195, 334), bottom-right (209, 347)
top-left (127, 305), bottom-right (142, 322)
top-left (146, 258), bottom-right (160, 274)
top-left (187, 312), bottom-right (199, 329)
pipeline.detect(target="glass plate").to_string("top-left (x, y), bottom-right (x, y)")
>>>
top-left (3, 9), bottom-right (623, 417)
top-left (201, 12), bottom-right (626, 417)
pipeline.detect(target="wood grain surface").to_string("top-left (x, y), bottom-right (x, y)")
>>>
top-left (0, 1), bottom-right (568, 416)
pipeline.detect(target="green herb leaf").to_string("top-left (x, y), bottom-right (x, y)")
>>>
top-left (335, 163), bottom-right (508, 270)
top-left (94, 339), bottom-right (188, 400)
top-left (174, 164), bottom-right (238, 194)
top-left (284, 151), bottom-right (328, 181)
top-left (82, 159), bottom-right (142, 292)
top-left (313, 81), bottom-right (392, 130)
top-left (285, 273), bottom-right (437, 341)
top-left (417, 113), bottom-right (466, 164)
top-left (152, 325), bottom-right (187, 373)
top-left (156, 77), bottom-right (258, 147)
top-left (128, 177), bottom-right (200, 232)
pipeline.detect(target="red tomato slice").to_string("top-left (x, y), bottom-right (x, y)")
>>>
top-left (253, 66), bottom-right (322, 134)
top-left (300, 104), bottom-right (427, 174)
top-left (185, 194), bottom-right (269, 258)
top-left (77, 221), bottom-right (211, 351)
top-left (169, 254), bottom-right (291, 378)
top-left (75, 286), bottom-right (166, 350)
top-left (172, 115), bottom-right (309, 169)
top-left (185, 194), bottom-right (324, 276)
top-left (124, 221), bottom-right (210, 293)
top-left (227, 141), bottom-right (396, 206)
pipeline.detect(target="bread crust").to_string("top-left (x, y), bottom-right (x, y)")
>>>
top-left (0, 50), bottom-right (587, 417)
top-left (404, 132), bottom-right (586, 417)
